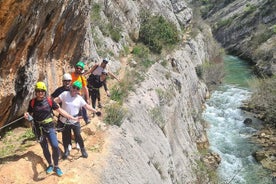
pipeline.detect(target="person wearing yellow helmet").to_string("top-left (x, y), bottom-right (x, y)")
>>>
top-left (54, 80), bottom-right (101, 159)
top-left (35, 81), bottom-right (47, 91)
top-left (24, 81), bottom-right (80, 177)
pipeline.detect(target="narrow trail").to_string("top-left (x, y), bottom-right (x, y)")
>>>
top-left (0, 55), bottom-right (130, 184)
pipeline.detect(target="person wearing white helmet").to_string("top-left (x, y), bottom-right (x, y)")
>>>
top-left (84, 58), bottom-right (119, 81)
top-left (51, 73), bottom-right (72, 99)
top-left (84, 58), bottom-right (119, 108)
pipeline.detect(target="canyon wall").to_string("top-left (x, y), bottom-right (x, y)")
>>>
top-left (0, 0), bottom-right (219, 183)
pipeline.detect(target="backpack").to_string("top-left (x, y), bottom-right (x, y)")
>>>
top-left (31, 97), bottom-right (53, 108)
top-left (87, 74), bottom-right (102, 89)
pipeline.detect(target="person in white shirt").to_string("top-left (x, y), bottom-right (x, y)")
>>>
top-left (54, 80), bottom-right (101, 159)
top-left (84, 58), bottom-right (119, 108)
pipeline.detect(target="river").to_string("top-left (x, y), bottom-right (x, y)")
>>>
top-left (203, 55), bottom-right (274, 184)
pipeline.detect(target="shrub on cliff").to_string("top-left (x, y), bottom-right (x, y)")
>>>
top-left (247, 76), bottom-right (276, 126)
top-left (139, 13), bottom-right (179, 54)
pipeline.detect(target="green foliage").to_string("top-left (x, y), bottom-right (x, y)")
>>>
top-left (247, 76), bottom-right (276, 125)
top-left (139, 14), bottom-right (179, 53)
top-left (120, 45), bottom-right (130, 57)
top-left (132, 44), bottom-right (150, 59)
top-left (0, 128), bottom-right (35, 158)
top-left (20, 128), bottom-right (35, 139)
top-left (216, 17), bottom-right (233, 28)
top-left (272, 24), bottom-right (276, 34)
top-left (195, 65), bottom-right (203, 79)
top-left (244, 3), bottom-right (257, 15)
top-left (156, 88), bottom-right (174, 106)
top-left (196, 60), bottom-right (225, 90)
top-left (91, 3), bottom-right (122, 42)
top-left (108, 23), bottom-right (121, 42)
top-left (141, 59), bottom-right (155, 69)
top-left (150, 107), bottom-right (165, 130)
top-left (250, 24), bottom-right (275, 49)
top-left (104, 103), bottom-right (125, 126)
top-left (132, 43), bottom-right (155, 69)
top-left (110, 69), bottom-right (143, 104)
top-left (91, 3), bottom-right (101, 23)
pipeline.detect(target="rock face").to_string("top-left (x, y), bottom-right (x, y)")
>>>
top-left (199, 0), bottom-right (276, 76)
top-left (0, 0), bottom-right (219, 183)
top-left (0, 0), bottom-right (90, 126)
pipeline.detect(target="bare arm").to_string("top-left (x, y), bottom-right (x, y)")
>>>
top-left (83, 64), bottom-right (98, 76)
top-left (108, 71), bottom-right (120, 82)
top-left (54, 97), bottom-right (61, 104)
top-left (56, 108), bottom-right (79, 121)
top-left (83, 103), bottom-right (98, 113)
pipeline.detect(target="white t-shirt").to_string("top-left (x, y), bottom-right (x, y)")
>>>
top-left (58, 91), bottom-right (86, 116)
top-left (92, 65), bottom-right (107, 75)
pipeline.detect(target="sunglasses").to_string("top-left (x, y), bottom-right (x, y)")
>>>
top-left (63, 80), bottom-right (71, 82)
top-left (72, 86), bottom-right (80, 90)
top-left (76, 67), bottom-right (82, 70)
top-left (35, 89), bottom-right (45, 93)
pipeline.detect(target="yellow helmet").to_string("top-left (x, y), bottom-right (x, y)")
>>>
top-left (35, 81), bottom-right (47, 91)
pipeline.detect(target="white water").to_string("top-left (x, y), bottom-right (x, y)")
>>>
top-left (203, 56), bottom-right (273, 184)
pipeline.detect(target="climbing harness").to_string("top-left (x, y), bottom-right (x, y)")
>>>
top-left (26, 114), bottom-right (48, 143)
top-left (0, 116), bottom-right (25, 131)
top-left (56, 116), bottom-right (81, 132)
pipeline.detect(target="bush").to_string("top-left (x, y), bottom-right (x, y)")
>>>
top-left (132, 44), bottom-right (150, 59)
top-left (104, 103), bottom-right (125, 126)
top-left (108, 24), bottom-right (121, 42)
top-left (91, 3), bottom-right (101, 23)
top-left (196, 59), bottom-right (225, 90)
top-left (247, 76), bottom-right (276, 125)
top-left (139, 14), bottom-right (179, 53)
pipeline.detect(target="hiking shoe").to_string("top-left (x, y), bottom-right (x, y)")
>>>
top-left (81, 148), bottom-right (88, 158)
top-left (46, 165), bottom-right (54, 174)
top-left (54, 167), bottom-right (63, 177)
top-left (63, 149), bottom-right (70, 159)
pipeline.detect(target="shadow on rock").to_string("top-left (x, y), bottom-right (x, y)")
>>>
top-left (0, 151), bottom-right (47, 181)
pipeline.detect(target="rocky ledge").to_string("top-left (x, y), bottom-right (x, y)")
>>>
top-left (250, 125), bottom-right (276, 174)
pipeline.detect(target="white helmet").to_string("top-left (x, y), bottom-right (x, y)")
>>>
top-left (62, 73), bottom-right (72, 81)
top-left (103, 58), bottom-right (109, 63)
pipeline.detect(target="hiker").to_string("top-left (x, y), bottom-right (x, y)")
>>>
top-left (84, 58), bottom-right (119, 108)
top-left (51, 73), bottom-right (79, 150)
top-left (71, 61), bottom-right (90, 124)
top-left (51, 73), bottom-right (72, 99)
top-left (87, 70), bottom-right (110, 114)
top-left (54, 80), bottom-right (101, 159)
top-left (24, 81), bottom-right (80, 176)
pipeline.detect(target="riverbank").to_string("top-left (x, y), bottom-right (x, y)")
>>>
top-left (250, 123), bottom-right (276, 174)
top-left (204, 55), bottom-right (275, 183)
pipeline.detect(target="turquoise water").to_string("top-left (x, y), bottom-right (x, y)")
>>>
top-left (223, 55), bottom-right (253, 88)
top-left (203, 55), bottom-right (273, 184)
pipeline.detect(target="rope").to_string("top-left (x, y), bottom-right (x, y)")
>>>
top-left (0, 116), bottom-right (25, 131)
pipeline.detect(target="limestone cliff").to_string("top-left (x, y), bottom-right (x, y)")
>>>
top-left (196, 0), bottom-right (276, 76)
top-left (0, 0), bottom-right (219, 183)
top-left (0, 0), bottom-right (90, 126)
